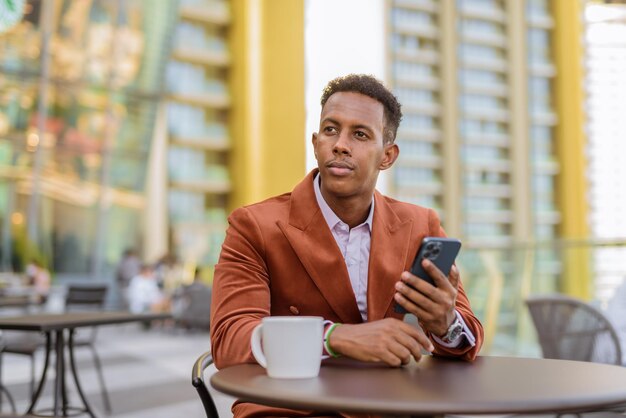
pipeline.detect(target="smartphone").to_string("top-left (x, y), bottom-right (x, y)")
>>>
top-left (395, 237), bottom-right (462, 313)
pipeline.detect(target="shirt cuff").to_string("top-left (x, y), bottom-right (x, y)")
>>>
top-left (432, 310), bottom-right (476, 348)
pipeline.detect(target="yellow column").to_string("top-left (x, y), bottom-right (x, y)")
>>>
top-left (230, 0), bottom-right (306, 210)
top-left (552, 0), bottom-right (590, 299)
top-left (440, 1), bottom-right (461, 238)
top-left (507, 0), bottom-right (531, 241)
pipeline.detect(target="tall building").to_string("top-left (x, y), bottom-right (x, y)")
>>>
top-left (163, 0), bottom-right (232, 279)
top-left (159, 0), bottom-right (307, 281)
top-left (387, 0), bottom-right (587, 353)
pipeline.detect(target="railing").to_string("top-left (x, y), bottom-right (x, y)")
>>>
top-left (458, 238), bottom-right (626, 356)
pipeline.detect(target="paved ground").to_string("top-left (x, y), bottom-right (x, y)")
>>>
top-left (1, 324), bottom-right (235, 417)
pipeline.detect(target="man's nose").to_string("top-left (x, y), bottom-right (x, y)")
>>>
top-left (333, 131), bottom-right (351, 155)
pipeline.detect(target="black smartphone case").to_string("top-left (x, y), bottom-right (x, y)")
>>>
top-left (394, 237), bottom-right (462, 314)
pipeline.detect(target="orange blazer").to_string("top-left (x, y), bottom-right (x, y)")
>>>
top-left (210, 170), bottom-right (484, 418)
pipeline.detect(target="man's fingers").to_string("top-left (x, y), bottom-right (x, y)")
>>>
top-left (394, 326), bottom-right (424, 354)
top-left (421, 259), bottom-right (452, 290)
top-left (386, 327), bottom-right (430, 365)
top-left (412, 330), bottom-right (434, 354)
top-left (448, 265), bottom-right (460, 289)
top-left (396, 278), bottom-right (439, 312)
top-left (399, 322), bottom-right (434, 353)
top-left (394, 291), bottom-right (412, 313)
top-left (395, 288), bottom-right (436, 317)
top-left (399, 271), bottom-right (425, 290)
top-left (395, 277), bottom-right (423, 302)
top-left (399, 271), bottom-right (439, 302)
top-left (387, 343), bottom-right (413, 366)
top-left (372, 335), bottom-right (414, 367)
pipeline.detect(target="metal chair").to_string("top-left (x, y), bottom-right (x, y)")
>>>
top-left (526, 294), bottom-right (622, 365)
top-left (0, 343), bottom-right (41, 418)
top-left (0, 343), bottom-right (16, 414)
top-left (0, 333), bottom-right (40, 404)
top-left (173, 283), bottom-right (212, 331)
top-left (191, 351), bottom-right (220, 418)
top-left (0, 295), bottom-right (43, 404)
top-left (64, 284), bottom-right (112, 413)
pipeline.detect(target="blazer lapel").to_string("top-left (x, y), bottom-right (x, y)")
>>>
top-left (278, 171), bottom-right (362, 323)
top-left (367, 191), bottom-right (414, 321)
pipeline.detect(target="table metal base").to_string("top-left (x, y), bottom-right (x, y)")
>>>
top-left (26, 330), bottom-right (97, 418)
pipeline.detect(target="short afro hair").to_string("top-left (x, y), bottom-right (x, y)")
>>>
top-left (320, 74), bottom-right (403, 144)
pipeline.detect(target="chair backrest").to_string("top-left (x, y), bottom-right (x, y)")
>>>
top-left (65, 285), bottom-right (108, 311)
top-left (526, 294), bottom-right (623, 365)
top-left (176, 284), bottom-right (212, 329)
top-left (191, 352), bottom-right (220, 418)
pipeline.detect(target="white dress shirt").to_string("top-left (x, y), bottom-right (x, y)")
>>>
top-left (313, 173), bottom-right (475, 348)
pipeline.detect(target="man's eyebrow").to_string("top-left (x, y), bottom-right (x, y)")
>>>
top-left (352, 123), bottom-right (374, 133)
top-left (320, 116), bottom-right (339, 126)
top-left (321, 117), bottom-right (375, 133)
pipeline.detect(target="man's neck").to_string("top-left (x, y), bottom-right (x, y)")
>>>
top-left (321, 190), bottom-right (373, 229)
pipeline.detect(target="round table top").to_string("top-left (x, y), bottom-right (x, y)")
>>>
top-left (210, 356), bottom-right (626, 415)
top-left (0, 311), bottom-right (172, 331)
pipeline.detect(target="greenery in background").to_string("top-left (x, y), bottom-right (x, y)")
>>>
top-left (10, 223), bottom-right (50, 274)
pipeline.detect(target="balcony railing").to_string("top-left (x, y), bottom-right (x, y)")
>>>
top-left (459, 238), bottom-right (626, 357)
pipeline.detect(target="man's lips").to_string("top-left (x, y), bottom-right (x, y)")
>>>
top-left (326, 161), bottom-right (354, 176)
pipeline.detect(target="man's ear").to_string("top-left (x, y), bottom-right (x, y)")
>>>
top-left (311, 133), bottom-right (318, 158)
top-left (379, 143), bottom-right (399, 171)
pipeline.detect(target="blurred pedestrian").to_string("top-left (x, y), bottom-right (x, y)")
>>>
top-left (127, 264), bottom-right (165, 314)
top-left (115, 248), bottom-right (141, 309)
top-left (25, 259), bottom-right (50, 303)
top-left (154, 252), bottom-right (183, 293)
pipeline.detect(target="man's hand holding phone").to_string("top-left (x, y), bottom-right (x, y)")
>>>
top-left (325, 237), bottom-right (466, 366)
top-left (393, 236), bottom-right (461, 337)
top-left (394, 260), bottom-right (460, 337)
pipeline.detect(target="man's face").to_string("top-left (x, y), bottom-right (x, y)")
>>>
top-left (312, 91), bottom-right (398, 202)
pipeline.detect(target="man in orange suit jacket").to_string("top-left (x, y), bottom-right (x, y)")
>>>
top-left (210, 74), bottom-right (484, 418)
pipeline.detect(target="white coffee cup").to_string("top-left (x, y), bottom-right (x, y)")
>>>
top-left (250, 316), bottom-right (324, 379)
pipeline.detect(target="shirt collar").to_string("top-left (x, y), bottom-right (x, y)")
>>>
top-left (313, 172), bottom-right (374, 231)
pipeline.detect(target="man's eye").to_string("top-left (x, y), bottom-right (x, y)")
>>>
top-left (355, 131), bottom-right (367, 139)
top-left (324, 126), bottom-right (337, 133)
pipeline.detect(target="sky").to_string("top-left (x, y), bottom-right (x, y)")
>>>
top-left (304, 0), bottom-right (390, 191)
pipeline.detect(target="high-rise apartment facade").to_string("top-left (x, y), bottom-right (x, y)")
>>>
top-left (387, 0), bottom-right (586, 353)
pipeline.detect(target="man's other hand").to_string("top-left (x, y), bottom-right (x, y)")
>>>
top-left (328, 318), bottom-right (434, 367)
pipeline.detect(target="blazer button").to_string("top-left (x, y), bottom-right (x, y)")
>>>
top-left (289, 306), bottom-right (300, 315)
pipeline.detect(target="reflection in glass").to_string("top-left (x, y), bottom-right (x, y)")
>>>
top-left (0, 0), bottom-right (177, 276)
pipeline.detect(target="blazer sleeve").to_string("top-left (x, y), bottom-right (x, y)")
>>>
top-left (210, 207), bottom-right (270, 369)
top-left (424, 209), bottom-right (485, 361)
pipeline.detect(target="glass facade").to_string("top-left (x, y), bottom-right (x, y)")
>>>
top-left (0, 0), bottom-right (177, 277)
